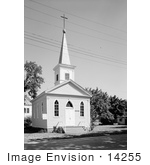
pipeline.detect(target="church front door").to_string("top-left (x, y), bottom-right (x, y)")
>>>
top-left (65, 108), bottom-right (75, 126)
top-left (65, 101), bottom-right (75, 126)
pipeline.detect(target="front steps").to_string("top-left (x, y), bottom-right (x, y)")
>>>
top-left (63, 126), bottom-right (88, 135)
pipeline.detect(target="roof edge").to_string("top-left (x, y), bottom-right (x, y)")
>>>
top-left (46, 80), bottom-right (92, 97)
top-left (30, 91), bottom-right (46, 103)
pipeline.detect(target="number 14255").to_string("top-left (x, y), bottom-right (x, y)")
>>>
top-left (108, 153), bottom-right (141, 161)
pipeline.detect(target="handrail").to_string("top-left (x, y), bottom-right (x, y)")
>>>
top-left (56, 121), bottom-right (63, 127)
top-left (55, 121), bottom-right (66, 133)
top-left (78, 121), bottom-right (85, 126)
top-left (78, 121), bottom-right (89, 131)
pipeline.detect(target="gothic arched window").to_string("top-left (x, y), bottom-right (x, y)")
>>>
top-left (54, 100), bottom-right (59, 116)
top-left (80, 102), bottom-right (84, 116)
top-left (66, 101), bottom-right (73, 107)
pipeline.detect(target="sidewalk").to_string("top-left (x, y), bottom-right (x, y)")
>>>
top-left (24, 125), bottom-right (127, 143)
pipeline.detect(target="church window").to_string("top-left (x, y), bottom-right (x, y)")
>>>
top-left (80, 102), bottom-right (84, 116)
top-left (56, 74), bottom-right (59, 81)
top-left (27, 108), bottom-right (29, 113)
top-left (37, 106), bottom-right (38, 118)
top-left (54, 100), bottom-right (59, 116)
top-left (41, 102), bottom-right (43, 113)
top-left (66, 101), bottom-right (73, 107)
top-left (33, 106), bottom-right (35, 118)
top-left (65, 73), bottom-right (70, 80)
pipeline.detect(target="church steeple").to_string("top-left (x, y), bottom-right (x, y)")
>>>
top-left (53, 15), bottom-right (76, 86)
top-left (58, 29), bottom-right (71, 65)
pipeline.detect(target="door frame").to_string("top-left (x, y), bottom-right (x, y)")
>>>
top-left (65, 106), bottom-right (75, 126)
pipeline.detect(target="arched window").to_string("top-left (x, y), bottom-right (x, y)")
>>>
top-left (80, 102), bottom-right (84, 116)
top-left (66, 101), bottom-right (73, 107)
top-left (54, 100), bottom-right (59, 116)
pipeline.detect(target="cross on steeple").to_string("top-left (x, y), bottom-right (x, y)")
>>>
top-left (61, 14), bottom-right (68, 30)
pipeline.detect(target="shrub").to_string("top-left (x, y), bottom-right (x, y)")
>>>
top-left (52, 126), bottom-right (65, 133)
top-left (24, 117), bottom-right (32, 128)
top-left (100, 111), bottom-right (114, 125)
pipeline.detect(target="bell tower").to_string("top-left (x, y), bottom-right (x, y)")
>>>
top-left (53, 15), bottom-right (76, 86)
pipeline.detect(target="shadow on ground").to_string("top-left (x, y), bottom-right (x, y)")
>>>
top-left (24, 132), bottom-right (127, 150)
top-left (24, 127), bottom-right (47, 133)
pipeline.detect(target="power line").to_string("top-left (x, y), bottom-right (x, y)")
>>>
top-left (24, 33), bottom-right (126, 64)
top-left (25, 41), bottom-right (59, 53)
top-left (25, 31), bottom-right (126, 61)
top-left (28, 0), bottom-right (126, 33)
top-left (25, 16), bottom-right (126, 46)
top-left (68, 28), bottom-right (126, 46)
top-left (67, 19), bottom-right (126, 41)
top-left (25, 5), bottom-right (126, 41)
top-left (25, 32), bottom-right (126, 64)
top-left (25, 16), bottom-right (61, 29)
top-left (24, 34), bottom-right (126, 65)
top-left (25, 41), bottom-right (126, 69)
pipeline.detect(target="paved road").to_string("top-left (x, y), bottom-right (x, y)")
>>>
top-left (24, 133), bottom-right (127, 150)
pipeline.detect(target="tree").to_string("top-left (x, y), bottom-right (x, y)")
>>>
top-left (24, 61), bottom-right (44, 99)
top-left (86, 87), bottom-right (114, 125)
top-left (86, 87), bottom-right (127, 125)
top-left (100, 110), bottom-right (114, 125)
top-left (109, 95), bottom-right (127, 122)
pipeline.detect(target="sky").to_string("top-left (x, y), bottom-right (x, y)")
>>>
top-left (24, 0), bottom-right (127, 99)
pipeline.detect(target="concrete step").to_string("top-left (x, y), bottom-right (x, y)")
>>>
top-left (64, 126), bottom-right (87, 135)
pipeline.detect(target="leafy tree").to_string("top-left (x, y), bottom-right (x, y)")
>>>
top-left (86, 87), bottom-right (127, 125)
top-left (86, 87), bottom-right (114, 125)
top-left (109, 95), bottom-right (127, 122)
top-left (100, 110), bottom-right (114, 125)
top-left (24, 61), bottom-right (44, 99)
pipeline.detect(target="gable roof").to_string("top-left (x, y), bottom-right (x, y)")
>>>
top-left (31, 80), bottom-right (92, 102)
top-left (46, 80), bottom-right (92, 97)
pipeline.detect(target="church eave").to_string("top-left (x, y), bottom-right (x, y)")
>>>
top-left (30, 91), bottom-right (46, 103)
top-left (70, 80), bottom-right (92, 97)
top-left (46, 80), bottom-right (92, 98)
top-left (53, 63), bottom-right (76, 71)
top-left (46, 92), bottom-right (91, 98)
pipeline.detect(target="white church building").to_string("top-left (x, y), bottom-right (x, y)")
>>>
top-left (31, 27), bottom-right (92, 132)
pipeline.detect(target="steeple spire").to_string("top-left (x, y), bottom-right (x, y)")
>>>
top-left (59, 14), bottom-right (70, 65)
top-left (53, 15), bottom-right (76, 86)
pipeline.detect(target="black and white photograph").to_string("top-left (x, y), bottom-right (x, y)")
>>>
top-left (2, 0), bottom-right (150, 164)
top-left (24, 0), bottom-right (127, 150)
